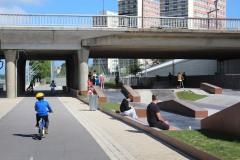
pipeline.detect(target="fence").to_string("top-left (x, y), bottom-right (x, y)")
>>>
top-left (0, 14), bottom-right (239, 30)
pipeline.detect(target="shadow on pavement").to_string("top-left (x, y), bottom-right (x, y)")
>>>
top-left (125, 130), bottom-right (144, 133)
top-left (13, 133), bottom-right (45, 140)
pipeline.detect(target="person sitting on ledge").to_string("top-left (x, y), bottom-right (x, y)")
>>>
top-left (120, 94), bottom-right (138, 119)
top-left (147, 94), bottom-right (176, 130)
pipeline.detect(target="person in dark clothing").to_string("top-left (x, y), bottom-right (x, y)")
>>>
top-left (26, 79), bottom-right (35, 92)
top-left (168, 72), bottom-right (173, 87)
top-left (115, 73), bottom-right (119, 86)
top-left (182, 72), bottom-right (186, 86)
top-left (147, 94), bottom-right (175, 130)
top-left (120, 94), bottom-right (138, 119)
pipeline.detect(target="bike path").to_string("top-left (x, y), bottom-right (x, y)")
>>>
top-left (0, 97), bottom-right (110, 160)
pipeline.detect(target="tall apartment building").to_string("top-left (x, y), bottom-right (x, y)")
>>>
top-left (118, 0), bottom-right (160, 27)
top-left (160, 0), bottom-right (226, 18)
top-left (118, 0), bottom-right (161, 71)
top-left (160, 0), bottom-right (226, 29)
top-left (118, 0), bottom-right (160, 16)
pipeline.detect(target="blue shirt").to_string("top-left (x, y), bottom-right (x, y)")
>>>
top-left (35, 99), bottom-right (53, 116)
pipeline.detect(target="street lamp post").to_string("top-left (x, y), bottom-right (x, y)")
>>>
top-left (214, 0), bottom-right (218, 29)
top-left (102, 0), bottom-right (105, 15)
top-left (142, 0), bottom-right (144, 28)
top-left (207, 0), bottom-right (219, 30)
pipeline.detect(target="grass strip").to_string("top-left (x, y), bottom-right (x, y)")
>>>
top-left (99, 102), bottom-right (120, 111)
top-left (163, 130), bottom-right (240, 160)
top-left (176, 90), bottom-right (208, 101)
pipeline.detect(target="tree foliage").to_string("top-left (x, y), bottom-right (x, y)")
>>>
top-left (29, 60), bottom-right (51, 79)
top-left (56, 62), bottom-right (66, 78)
top-left (129, 59), bottom-right (142, 76)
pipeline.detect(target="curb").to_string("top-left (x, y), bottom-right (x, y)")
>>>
top-left (77, 96), bottom-right (221, 160)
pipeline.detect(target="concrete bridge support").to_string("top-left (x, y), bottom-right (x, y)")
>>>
top-left (17, 53), bottom-right (26, 96)
top-left (66, 55), bottom-right (77, 90)
top-left (4, 50), bottom-right (17, 98)
top-left (78, 47), bottom-right (89, 94)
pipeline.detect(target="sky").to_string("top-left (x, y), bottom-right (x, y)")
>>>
top-left (0, 0), bottom-right (239, 17)
top-left (0, 0), bottom-right (239, 74)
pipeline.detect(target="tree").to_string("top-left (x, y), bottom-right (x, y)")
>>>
top-left (29, 60), bottom-right (51, 79)
top-left (56, 63), bottom-right (66, 78)
top-left (129, 59), bottom-right (142, 76)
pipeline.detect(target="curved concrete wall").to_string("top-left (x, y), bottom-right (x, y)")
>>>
top-left (144, 59), bottom-right (217, 76)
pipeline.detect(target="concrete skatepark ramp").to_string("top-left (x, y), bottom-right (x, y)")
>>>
top-left (201, 102), bottom-right (240, 138)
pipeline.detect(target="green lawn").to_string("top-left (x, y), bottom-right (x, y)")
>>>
top-left (99, 102), bottom-right (120, 111)
top-left (104, 81), bottom-right (123, 88)
top-left (176, 90), bottom-right (208, 101)
top-left (163, 130), bottom-right (240, 160)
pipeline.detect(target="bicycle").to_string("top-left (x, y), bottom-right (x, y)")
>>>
top-left (38, 118), bottom-right (45, 140)
top-left (37, 112), bottom-right (52, 140)
top-left (50, 87), bottom-right (55, 96)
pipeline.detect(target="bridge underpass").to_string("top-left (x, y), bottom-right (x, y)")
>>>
top-left (1, 27), bottom-right (240, 97)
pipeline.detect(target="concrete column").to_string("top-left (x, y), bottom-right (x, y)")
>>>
top-left (17, 55), bottom-right (26, 96)
top-left (4, 50), bottom-right (17, 98)
top-left (66, 57), bottom-right (75, 90)
top-left (78, 47), bottom-right (89, 94)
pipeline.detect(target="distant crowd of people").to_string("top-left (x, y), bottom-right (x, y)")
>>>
top-left (88, 70), bottom-right (105, 90)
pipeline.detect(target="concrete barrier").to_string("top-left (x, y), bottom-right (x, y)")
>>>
top-left (92, 85), bottom-right (107, 103)
top-left (157, 100), bottom-right (208, 118)
top-left (200, 83), bottom-right (222, 94)
top-left (122, 85), bottom-right (140, 102)
top-left (201, 102), bottom-right (240, 138)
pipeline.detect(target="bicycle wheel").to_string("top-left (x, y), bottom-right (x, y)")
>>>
top-left (38, 119), bottom-right (45, 140)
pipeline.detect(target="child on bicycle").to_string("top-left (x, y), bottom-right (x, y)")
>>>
top-left (35, 92), bottom-right (53, 134)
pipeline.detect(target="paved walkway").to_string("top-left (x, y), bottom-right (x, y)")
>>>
top-left (0, 87), bottom-right (193, 159)
top-left (2, 85), bottom-right (238, 159)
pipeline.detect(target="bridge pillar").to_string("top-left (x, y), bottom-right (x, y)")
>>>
top-left (78, 47), bottom-right (89, 94)
top-left (4, 50), bottom-right (17, 98)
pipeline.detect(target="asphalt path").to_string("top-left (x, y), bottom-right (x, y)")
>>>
top-left (0, 96), bottom-right (109, 160)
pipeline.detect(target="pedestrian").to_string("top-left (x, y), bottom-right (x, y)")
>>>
top-left (168, 72), bottom-right (173, 87)
top-left (115, 72), bottom-right (119, 86)
top-left (177, 72), bottom-right (184, 88)
top-left (95, 75), bottom-right (99, 85)
top-left (146, 94), bottom-right (175, 130)
top-left (87, 78), bottom-right (92, 90)
top-left (100, 74), bottom-right (105, 89)
top-left (120, 94), bottom-right (138, 119)
top-left (26, 79), bottom-right (35, 92)
top-left (182, 72), bottom-right (186, 86)
top-left (92, 70), bottom-right (97, 85)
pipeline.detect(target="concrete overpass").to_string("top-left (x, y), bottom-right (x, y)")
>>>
top-left (1, 27), bottom-right (240, 98)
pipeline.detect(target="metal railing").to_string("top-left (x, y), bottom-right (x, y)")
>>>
top-left (0, 14), bottom-right (239, 30)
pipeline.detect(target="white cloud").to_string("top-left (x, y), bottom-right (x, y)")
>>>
top-left (0, 0), bottom-right (43, 7)
top-left (0, 6), bottom-right (27, 14)
top-left (0, 0), bottom-right (46, 14)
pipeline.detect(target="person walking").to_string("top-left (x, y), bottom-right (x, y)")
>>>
top-left (177, 72), bottom-right (184, 88)
top-left (100, 74), bottom-right (105, 89)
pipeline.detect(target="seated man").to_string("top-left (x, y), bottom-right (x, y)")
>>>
top-left (147, 94), bottom-right (175, 130)
top-left (120, 94), bottom-right (138, 119)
